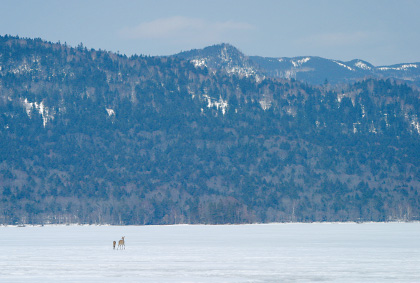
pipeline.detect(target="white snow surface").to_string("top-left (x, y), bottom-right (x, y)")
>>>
top-left (378, 64), bottom-right (418, 71)
top-left (191, 59), bottom-right (206, 67)
top-left (334, 61), bottom-right (355, 71)
top-left (22, 98), bottom-right (53, 127)
top-left (202, 94), bottom-right (228, 115)
top-left (355, 61), bottom-right (371, 70)
top-left (259, 98), bottom-right (271, 110)
top-left (291, 57), bottom-right (310, 67)
top-left (0, 223), bottom-right (419, 282)
top-left (105, 108), bottom-right (115, 116)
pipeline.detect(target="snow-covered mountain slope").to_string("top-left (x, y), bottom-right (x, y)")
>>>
top-left (175, 43), bottom-right (263, 78)
top-left (174, 44), bottom-right (420, 86)
top-left (252, 55), bottom-right (420, 86)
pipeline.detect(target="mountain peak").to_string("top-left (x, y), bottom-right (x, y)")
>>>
top-left (178, 43), bottom-right (240, 57)
top-left (345, 59), bottom-right (374, 71)
top-left (175, 43), bottom-right (262, 78)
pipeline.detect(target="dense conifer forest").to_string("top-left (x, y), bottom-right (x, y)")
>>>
top-left (0, 35), bottom-right (419, 224)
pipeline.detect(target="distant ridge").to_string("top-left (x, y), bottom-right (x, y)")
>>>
top-left (175, 43), bottom-right (420, 86)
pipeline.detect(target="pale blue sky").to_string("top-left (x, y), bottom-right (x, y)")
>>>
top-left (1, 0), bottom-right (419, 65)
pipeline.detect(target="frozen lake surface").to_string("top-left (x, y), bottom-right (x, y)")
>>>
top-left (0, 223), bottom-right (419, 282)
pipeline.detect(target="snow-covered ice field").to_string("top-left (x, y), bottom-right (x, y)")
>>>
top-left (0, 222), bottom-right (419, 282)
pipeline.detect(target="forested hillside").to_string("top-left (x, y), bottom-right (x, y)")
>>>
top-left (1, 35), bottom-right (419, 225)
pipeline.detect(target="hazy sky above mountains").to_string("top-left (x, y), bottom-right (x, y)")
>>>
top-left (1, 0), bottom-right (419, 65)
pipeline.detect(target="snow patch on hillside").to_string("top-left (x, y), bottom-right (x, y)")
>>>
top-left (192, 59), bottom-right (206, 67)
top-left (405, 113), bottom-right (420, 134)
top-left (378, 64), bottom-right (418, 71)
top-left (22, 98), bottom-right (54, 127)
top-left (369, 121), bottom-right (377, 134)
top-left (353, 122), bottom-right (361, 133)
top-left (292, 57), bottom-right (310, 67)
top-left (202, 94), bottom-right (228, 115)
top-left (12, 63), bottom-right (33, 74)
top-left (355, 61), bottom-right (371, 70)
top-left (412, 119), bottom-right (420, 134)
top-left (259, 97), bottom-right (272, 110)
top-left (334, 61), bottom-right (354, 71)
top-left (106, 108), bottom-right (115, 116)
top-left (226, 66), bottom-right (256, 77)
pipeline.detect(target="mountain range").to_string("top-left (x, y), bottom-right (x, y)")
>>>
top-left (176, 43), bottom-right (420, 86)
top-left (0, 35), bottom-right (419, 225)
